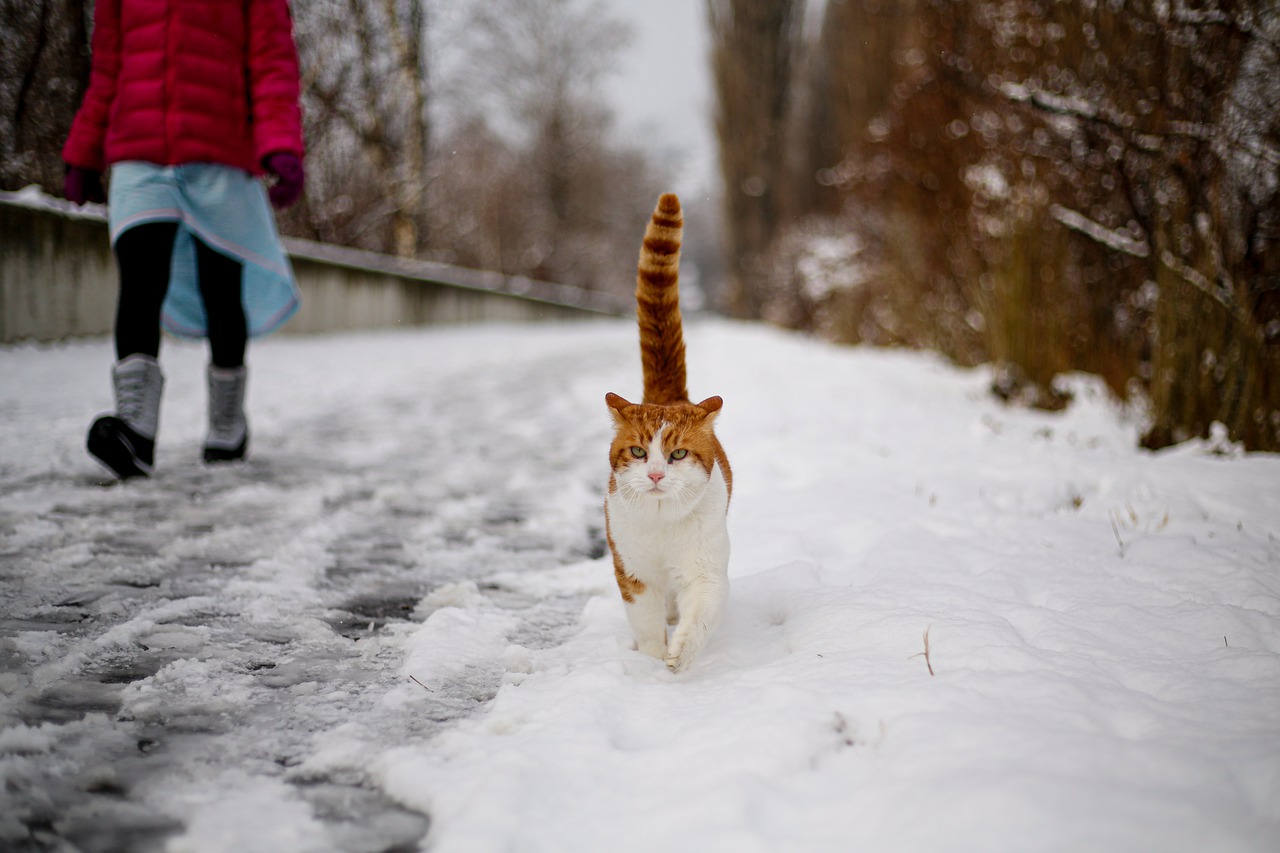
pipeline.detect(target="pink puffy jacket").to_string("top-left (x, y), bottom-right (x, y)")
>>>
top-left (63, 0), bottom-right (304, 175)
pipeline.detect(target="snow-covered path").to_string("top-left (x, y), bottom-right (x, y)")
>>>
top-left (2, 321), bottom-right (1278, 853)
top-left (1, 324), bottom-right (616, 851)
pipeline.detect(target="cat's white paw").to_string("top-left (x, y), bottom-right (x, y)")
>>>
top-left (665, 638), bottom-right (696, 673)
top-left (665, 615), bottom-right (715, 672)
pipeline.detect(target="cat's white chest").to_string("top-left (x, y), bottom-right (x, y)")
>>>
top-left (606, 462), bottom-right (731, 672)
top-left (607, 464), bottom-right (730, 584)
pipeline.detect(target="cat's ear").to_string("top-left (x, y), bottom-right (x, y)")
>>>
top-left (606, 392), bottom-right (634, 423)
top-left (695, 396), bottom-right (723, 416)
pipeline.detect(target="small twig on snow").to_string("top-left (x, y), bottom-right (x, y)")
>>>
top-left (409, 675), bottom-right (434, 692)
top-left (909, 625), bottom-right (935, 676)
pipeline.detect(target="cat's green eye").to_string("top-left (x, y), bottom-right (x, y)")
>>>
top-left (670, 449), bottom-right (689, 461)
top-left (630, 446), bottom-right (647, 459)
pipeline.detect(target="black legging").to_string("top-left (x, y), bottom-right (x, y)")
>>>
top-left (114, 222), bottom-right (247, 368)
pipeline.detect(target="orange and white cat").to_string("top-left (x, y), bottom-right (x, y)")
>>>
top-left (605, 193), bottom-right (732, 673)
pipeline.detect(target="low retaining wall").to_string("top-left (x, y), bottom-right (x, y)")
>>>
top-left (0, 190), bottom-right (627, 344)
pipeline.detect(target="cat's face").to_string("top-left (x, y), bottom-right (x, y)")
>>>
top-left (606, 393), bottom-right (722, 505)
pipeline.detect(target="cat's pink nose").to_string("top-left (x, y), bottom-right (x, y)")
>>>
top-left (648, 470), bottom-right (665, 484)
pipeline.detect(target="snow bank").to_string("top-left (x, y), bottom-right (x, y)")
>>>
top-left (369, 324), bottom-right (1279, 852)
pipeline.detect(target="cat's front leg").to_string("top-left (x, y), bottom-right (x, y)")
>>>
top-left (624, 586), bottom-right (669, 660)
top-left (666, 572), bottom-right (728, 673)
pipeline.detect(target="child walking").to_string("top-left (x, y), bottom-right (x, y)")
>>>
top-left (62, 0), bottom-right (306, 478)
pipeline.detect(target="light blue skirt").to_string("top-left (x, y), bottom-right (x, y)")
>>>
top-left (108, 161), bottom-right (301, 339)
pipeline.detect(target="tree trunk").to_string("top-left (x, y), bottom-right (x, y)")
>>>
top-left (1, 0), bottom-right (90, 193)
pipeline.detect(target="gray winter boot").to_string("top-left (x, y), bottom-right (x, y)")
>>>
top-left (86, 354), bottom-right (164, 478)
top-left (204, 365), bottom-right (248, 463)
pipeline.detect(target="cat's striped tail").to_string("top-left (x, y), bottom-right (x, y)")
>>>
top-left (637, 193), bottom-right (688, 405)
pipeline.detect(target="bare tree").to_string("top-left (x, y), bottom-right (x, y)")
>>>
top-left (0, 0), bottom-right (90, 193)
top-left (457, 0), bottom-right (635, 284)
top-left (772, 0), bottom-right (1280, 449)
top-left (419, 0), bottom-right (671, 300)
top-left (427, 116), bottom-right (537, 274)
top-left (707, 0), bottom-right (805, 318)
top-left (286, 0), bottom-right (431, 257)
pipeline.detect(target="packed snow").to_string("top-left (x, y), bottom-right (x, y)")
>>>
top-left (1, 320), bottom-right (1278, 853)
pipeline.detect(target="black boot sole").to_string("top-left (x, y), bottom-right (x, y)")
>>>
top-left (203, 430), bottom-right (248, 464)
top-left (87, 416), bottom-right (154, 479)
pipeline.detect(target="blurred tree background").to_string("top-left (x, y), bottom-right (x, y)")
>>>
top-left (1, 0), bottom-right (90, 194)
top-left (2, 0), bottom-right (1277, 450)
top-left (711, 0), bottom-right (1279, 450)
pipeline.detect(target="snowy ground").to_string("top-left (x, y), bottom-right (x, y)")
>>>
top-left (1, 320), bottom-right (1278, 853)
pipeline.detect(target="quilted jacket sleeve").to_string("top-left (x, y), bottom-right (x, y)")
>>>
top-left (247, 0), bottom-right (305, 165)
top-left (61, 0), bottom-right (121, 170)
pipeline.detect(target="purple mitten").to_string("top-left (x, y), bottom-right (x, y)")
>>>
top-left (64, 166), bottom-right (105, 205)
top-left (264, 153), bottom-right (304, 209)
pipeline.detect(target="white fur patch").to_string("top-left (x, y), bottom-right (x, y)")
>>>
top-left (607, 435), bottom-right (730, 673)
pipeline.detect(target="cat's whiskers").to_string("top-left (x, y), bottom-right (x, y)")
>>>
top-left (613, 467), bottom-right (700, 513)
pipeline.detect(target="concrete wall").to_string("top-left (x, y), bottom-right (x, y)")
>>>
top-left (0, 192), bottom-right (626, 344)
top-left (1, 198), bottom-right (119, 342)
